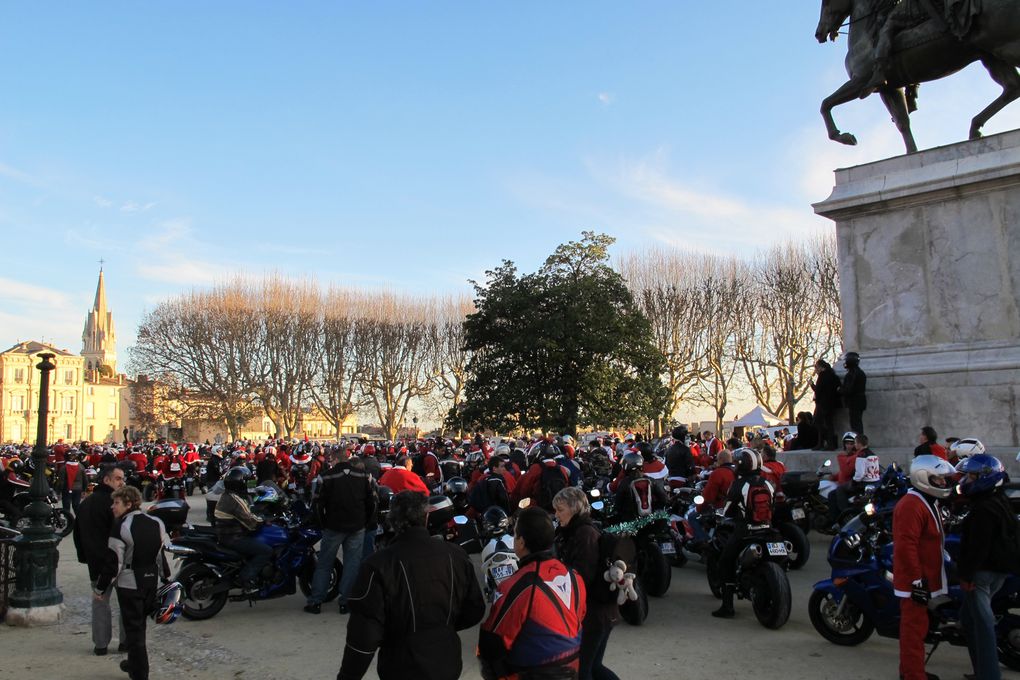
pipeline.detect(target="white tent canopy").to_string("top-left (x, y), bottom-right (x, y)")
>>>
top-left (728, 405), bottom-right (784, 428)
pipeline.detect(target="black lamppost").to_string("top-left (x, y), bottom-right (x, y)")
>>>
top-left (7, 352), bottom-right (64, 624)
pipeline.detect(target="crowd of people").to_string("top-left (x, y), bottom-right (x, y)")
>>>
top-left (2, 376), bottom-right (1018, 679)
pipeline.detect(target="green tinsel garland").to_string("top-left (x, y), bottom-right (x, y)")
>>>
top-left (604, 510), bottom-right (671, 536)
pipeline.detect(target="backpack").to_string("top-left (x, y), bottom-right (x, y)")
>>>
top-left (468, 474), bottom-right (510, 513)
top-left (630, 478), bottom-right (653, 517)
top-left (410, 454), bottom-right (426, 479)
top-left (744, 478), bottom-right (773, 525)
top-left (537, 464), bottom-right (568, 511)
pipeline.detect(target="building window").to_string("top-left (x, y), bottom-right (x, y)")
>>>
top-left (88, 425), bottom-right (94, 441)
top-left (85, 402), bottom-right (94, 418)
top-left (12, 394), bottom-right (25, 411)
top-left (87, 386), bottom-right (94, 396)
top-left (12, 422), bottom-right (22, 441)
top-left (13, 368), bottom-right (25, 383)
top-left (108, 402), bottom-right (116, 418)
top-left (62, 395), bottom-right (75, 413)
top-left (65, 424), bottom-right (73, 439)
top-left (64, 369), bottom-right (74, 385)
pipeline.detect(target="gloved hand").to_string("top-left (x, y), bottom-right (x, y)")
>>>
top-left (910, 578), bottom-right (930, 605)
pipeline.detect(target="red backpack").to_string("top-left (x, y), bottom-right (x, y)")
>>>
top-left (630, 478), bottom-right (653, 517)
top-left (744, 478), bottom-right (773, 526)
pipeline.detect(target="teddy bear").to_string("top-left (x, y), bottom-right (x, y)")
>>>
top-left (603, 559), bottom-right (638, 606)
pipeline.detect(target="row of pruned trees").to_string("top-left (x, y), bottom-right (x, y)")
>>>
top-left (619, 234), bottom-right (842, 434)
top-left (129, 277), bottom-right (472, 441)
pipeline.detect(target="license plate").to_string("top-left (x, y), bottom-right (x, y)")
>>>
top-left (660, 541), bottom-right (676, 555)
top-left (791, 508), bottom-right (806, 520)
top-left (766, 542), bottom-right (788, 556)
top-left (492, 564), bottom-right (515, 581)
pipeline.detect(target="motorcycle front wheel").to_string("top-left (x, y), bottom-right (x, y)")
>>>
top-left (52, 509), bottom-right (74, 537)
top-left (298, 557), bottom-right (343, 603)
top-left (996, 612), bottom-right (1020, 670)
top-left (807, 588), bottom-right (874, 645)
top-left (750, 561), bottom-right (791, 629)
top-left (620, 578), bottom-right (649, 626)
top-left (179, 563), bottom-right (228, 620)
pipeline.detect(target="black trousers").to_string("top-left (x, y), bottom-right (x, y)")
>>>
top-left (813, 408), bottom-right (837, 449)
top-left (849, 409), bottom-right (865, 435)
top-left (117, 585), bottom-right (155, 680)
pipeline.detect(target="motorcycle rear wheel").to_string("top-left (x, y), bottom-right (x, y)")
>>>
top-left (298, 557), bottom-right (343, 603)
top-left (620, 578), bottom-right (649, 626)
top-left (778, 522), bottom-right (810, 570)
top-left (179, 563), bottom-right (228, 621)
top-left (642, 542), bottom-right (671, 597)
top-left (750, 561), bottom-right (791, 629)
top-left (807, 588), bottom-right (874, 645)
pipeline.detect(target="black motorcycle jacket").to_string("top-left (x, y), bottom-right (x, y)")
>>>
top-left (338, 526), bottom-right (485, 680)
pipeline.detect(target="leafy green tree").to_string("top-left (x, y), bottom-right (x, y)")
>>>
top-left (455, 232), bottom-right (667, 434)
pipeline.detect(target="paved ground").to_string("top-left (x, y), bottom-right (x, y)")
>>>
top-left (0, 494), bottom-right (994, 680)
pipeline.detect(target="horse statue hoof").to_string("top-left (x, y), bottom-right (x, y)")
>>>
top-left (837, 133), bottom-right (858, 146)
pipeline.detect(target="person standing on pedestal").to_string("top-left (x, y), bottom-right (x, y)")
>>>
top-left (839, 352), bottom-right (867, 435)
top-left (812, 359), bottom-right (842, 450)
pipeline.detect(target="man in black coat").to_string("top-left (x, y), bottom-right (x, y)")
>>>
top-left (839, 352), bottom-right (867, 435)
top-left (336, 491), bottom-right (485, 680)
top-left (305, 450), bottom-right (376, 614)
top-left (665, 426), bottom-right (695, 482)
top-left (72, 464), bottom-right (127, 655)
top-left (811, 359), bottom-right (842, 450)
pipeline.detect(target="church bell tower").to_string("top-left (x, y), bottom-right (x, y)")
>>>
top-left (81, 267), bottom-right (117, 375)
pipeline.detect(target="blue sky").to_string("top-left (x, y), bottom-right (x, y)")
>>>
top-left (2, 2), bottom-right (1019, 359)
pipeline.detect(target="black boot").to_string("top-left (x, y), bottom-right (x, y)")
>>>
top-left (712, 585), bottom-right (735, 618)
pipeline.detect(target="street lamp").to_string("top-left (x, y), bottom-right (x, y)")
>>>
top-left (7, 352), bottom-right (64, 626)
top-left (412, 416), bottom-right (419, 440)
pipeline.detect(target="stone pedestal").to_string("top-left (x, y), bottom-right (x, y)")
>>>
top-left (813, 129), bottom-right (1020, 449)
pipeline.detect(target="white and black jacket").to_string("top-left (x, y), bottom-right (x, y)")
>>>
top-left (94, 510), bottom-right (170, 593)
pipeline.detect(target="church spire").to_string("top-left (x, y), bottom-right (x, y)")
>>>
top-left (82, 267), bottom-right (117, 375)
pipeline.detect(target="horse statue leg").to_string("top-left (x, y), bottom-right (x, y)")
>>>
top-left (821, 76), bottom-right (875, 146)
top-left (970, 57), bottom-right (1020, 140)
top-left (879, 86), bottom-right (918, 154)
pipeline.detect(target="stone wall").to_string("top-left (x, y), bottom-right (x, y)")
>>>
top-left (814, 129), bottom-right (1020, 448)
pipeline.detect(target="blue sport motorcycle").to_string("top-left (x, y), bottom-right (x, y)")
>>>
top-left (157, 497), bottom-right (342, 621)
top-left (808, 505), bottom-right (1020, 670)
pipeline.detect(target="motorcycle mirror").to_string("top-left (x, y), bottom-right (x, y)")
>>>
top-left (518, 498), bottom-right (531, 509)
top-left (453, 515), bottom-right (469, 525)
top-left (589, 489), bottom-right (600, 498)
top-left (693, 495), bottom-right (705, 505)
top-left (591, 501), bottom-right (604, 511)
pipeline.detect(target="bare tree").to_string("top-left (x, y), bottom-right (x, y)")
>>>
top-left (734, 240), bottom-right (842, 424)
top-left (433, 294), bottom-right (474, 437)
top-left (308, 288), bottom-right (370, 440)
top-left (355, 294), bottom-right (439, 440)
top-left (620, 249), bottom-right (709, 436)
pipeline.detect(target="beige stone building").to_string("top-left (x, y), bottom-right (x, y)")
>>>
top-left (0, 271), bottom-right (128, 444)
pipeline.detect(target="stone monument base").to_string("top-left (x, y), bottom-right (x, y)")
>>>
top-left (5, 603), bottom-right (65, 627)
top-left (814, 129), bottom-right (1020, 449)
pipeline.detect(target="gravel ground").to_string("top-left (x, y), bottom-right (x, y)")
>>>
top-left (0, 493), bottom-right (992, 680)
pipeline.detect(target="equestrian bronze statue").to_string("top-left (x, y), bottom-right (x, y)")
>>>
top-left (816, 0), bottom-right (1020, 153)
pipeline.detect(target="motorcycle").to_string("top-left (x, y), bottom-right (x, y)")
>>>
top-left (156, 500), bottom-right (342, 621)
top-left (587, 494), bottom-right (648, 627)
top-left (778, 459), bottom-right (831, 534)
top-left (13, 489), bottom-right (74, 537)
top-left (808, 505), bottom-right (1020, 669)
top-left (158, 475), bottom-right (187, 501)
top-left (601, 498), bottom-right (673, 598)
top-left (478, 507), bottom-right (517, 603)
top-left (704, 515), bottom-right (793, 629)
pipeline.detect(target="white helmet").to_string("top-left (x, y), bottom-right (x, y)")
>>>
top-left (949, 438), bottom-right (985, 459)
top-left (909, 455), bottom-right (956, 499)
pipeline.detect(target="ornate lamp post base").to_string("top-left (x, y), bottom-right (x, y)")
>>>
top-left (6, 352), bottom-right (64, 626)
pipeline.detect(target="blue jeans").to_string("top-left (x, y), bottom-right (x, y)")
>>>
top-left (362, 528), bottom-right (376, 558)
top-left (686, 508), bottom-right (709, 544)
top-left (309, 528), bottom-right (364, 605)
top-left (961, 570), bottom-right (1008, 680)
top-left (62, 490), bottom-right (82, 514)
top-left (226, 536), bottom-right (273, 583)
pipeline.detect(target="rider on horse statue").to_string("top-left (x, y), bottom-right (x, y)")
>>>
top-left (865, 0), bottom-right (983, 93)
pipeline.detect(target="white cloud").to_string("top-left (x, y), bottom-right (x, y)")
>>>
top-left (597, 92), bottom-right (614, 105)
top-left (0, 278), bottom-right (82, 352)
top-left (120, 201), bottom-right (156, 214)
top-left (93, 195), bottom-right (113, 208)
top-left (132, 219), bottom-right (227, 286)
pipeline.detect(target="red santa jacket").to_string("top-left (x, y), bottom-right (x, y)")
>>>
top-left (700, 465), bottom-right (735, 510)
top-left (378, 467), bottom-right (429, 495)
top-left (892, 490), bottom-right (947, 598)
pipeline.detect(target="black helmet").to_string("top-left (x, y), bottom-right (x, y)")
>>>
top-left (734, 447), bottom-right (761, 475)
top-left (671, 425), bottom-right (688, 441)
top-left (637, 442), bottom-right (654, 463)
top-left (444, 477), bottom-right (468, 496)
top-left (481, 506), bottom-right (510, 536)
top-left (621, 452), bottom-right (643, 474)
top-left (844, 351), bottom-right (860, 367)
top-left (223, 466), bottom-right (251, 495)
